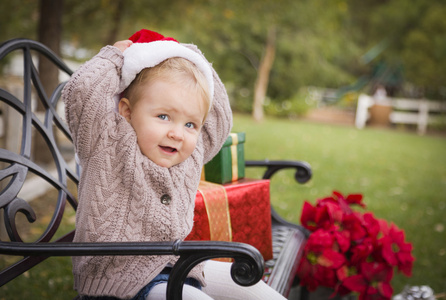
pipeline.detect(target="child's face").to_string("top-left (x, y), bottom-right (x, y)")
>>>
top-left (120, 79), bottom-right (207, 168)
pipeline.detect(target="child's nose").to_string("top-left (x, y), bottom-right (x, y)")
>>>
top-left (168, 125), bottom-right (184, 141)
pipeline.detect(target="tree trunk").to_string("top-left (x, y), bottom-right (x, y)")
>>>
top-left (38, 0), bottom-right (63, 96)
top-left (105, 0), bottom-right (126, 46)
top-left (36, 0), bottom-right (63, 164)
top-left (252, 26), bottom-right (277, 122)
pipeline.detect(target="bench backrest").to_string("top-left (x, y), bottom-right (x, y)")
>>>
top-left (0, 39), bottom-right (78, 285)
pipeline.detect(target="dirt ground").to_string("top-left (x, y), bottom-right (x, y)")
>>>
top-left (304, 107), bottom-right (356, 126)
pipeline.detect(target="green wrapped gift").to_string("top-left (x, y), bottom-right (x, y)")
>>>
top-left (204, 132), bottom-right (245, 184)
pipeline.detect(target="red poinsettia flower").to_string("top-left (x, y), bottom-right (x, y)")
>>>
top-left (301, 199), bottom-right (345, 231)
top-left (379, 222), bottom-right (414, 276)
top-left (343, 261), bottom-right (393, 300)
top-left (361, 261), bottom-right (393, 283)
top-left (333, 228), bottom-right (351, 253)
top-left (362, 212), bottom-right (381, 239)
top-left (327, 191), bottom-right (365, 213)
top-left (301, 201), bottom-right (327, 231)
top-left (297, 229), bottom-right (346, 290)
top-left (344, 192), bottom-right (366, 208)
top-left (343, 213), bottom-right (367, 241)
top-left (297, 191), bottom-right (414, 298)
top-left (350, 237), bottom-right (374, 265)
top-left (305, 228), bottom-right (336, 252)
top-left (317, 248), bottom-right (346, 269)
top-left (317, 198), bottom-right (345, 224)
top-left (302, 229), bottom-right (346, 268)
top-left (297, 258), bottom-right (325, 291)
top-left (336, 264), bottom-right (361, 296)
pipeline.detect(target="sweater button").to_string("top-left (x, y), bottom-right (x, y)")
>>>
top-left (160, 194), bottom-right (171, 205)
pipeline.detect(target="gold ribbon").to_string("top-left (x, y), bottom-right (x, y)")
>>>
top-left (230, 133), bottom-right (239, 182)
top-left (197, 181), bottom-right (233, 242)
top-left (200, 167), bottom-right (205, 181)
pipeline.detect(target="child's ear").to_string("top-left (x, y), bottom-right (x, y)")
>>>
top-left (118, 98), bottom-right (132, 122)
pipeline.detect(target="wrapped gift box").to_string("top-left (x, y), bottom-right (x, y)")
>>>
top-left (204, 132), bottom-right (245, 184)
top-left (186, 179), bottom-right (273, 261)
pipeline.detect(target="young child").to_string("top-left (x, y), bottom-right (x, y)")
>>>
top-left (63, 29), bottom-right (285, 300)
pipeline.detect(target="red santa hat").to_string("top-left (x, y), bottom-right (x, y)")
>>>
top-left (119, 29), bottom-right (214, 106)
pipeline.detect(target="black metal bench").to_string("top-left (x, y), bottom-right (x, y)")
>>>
top-left (0, 39), bottom-right (311, 299)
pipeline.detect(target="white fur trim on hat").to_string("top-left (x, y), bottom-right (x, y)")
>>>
top-left (118, 41), bottom-right (214, 106)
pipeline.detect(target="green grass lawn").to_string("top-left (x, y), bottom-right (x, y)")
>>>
top-left (233, 113), bottom-right (446, 296)
top-left (1, 113), bottom-right (445, 299)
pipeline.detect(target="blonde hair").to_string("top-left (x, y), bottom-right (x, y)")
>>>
top-left (124, 57), bottom-right (211, 121)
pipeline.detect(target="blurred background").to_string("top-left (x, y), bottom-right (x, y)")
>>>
top-left (0, 0), bottom-right (445, 299)
top-left (1, 0), bottom-right (445, 122)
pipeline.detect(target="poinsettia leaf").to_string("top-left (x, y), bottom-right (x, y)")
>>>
top-left (301, 201), bottom-right (317, 230)
top-left (342, 275), bottom-right (368, 293)
top-left (315, 205), bottom-right (334, 229)
top-left (336, 265), bottom-right (349, 281)
top-left (297, 260), bottom-right (321, 291)
top-left (350, 239), bottom-right (374, 265)
top-left (333, 191), bottom-right (354, 214)
top-left (362, 213), bottom-right (380, 238)
top-left (297, 256), bottom-right (314, 277)
top-left (396, 252), bottom-right (414, 276)
top-left (317, 249), bottom-right (345, 268)
top-left (324, 202), bottom-right (345, 224)
top-left (333, 190), bottom-right (343, 199)
top-left (343, 214), bottom-right (368, 241)
top-left (360, 261), bottom-right (393, 282)
top-left (389, 224), bottom-right (405, 244)
top-left (378, 281), bottom-right (394, 298)
top-left (346, 193), bottom-right (366, 208)
top-left (397, 251), bottom-right (415, 264)
top-left (399, 241), bottom-right (413, 252)
top-left (334, 230), bottom-right (351, 253)
top-left (306, 229), bottom-right (336, 252)
top-left (378, 218), bottom-right (390, 235)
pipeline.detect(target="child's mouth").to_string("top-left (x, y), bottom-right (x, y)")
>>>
top-left (160, 146), bottom-right (177, 153)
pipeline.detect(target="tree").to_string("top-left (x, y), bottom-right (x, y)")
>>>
top-left (173, 0), bottom-right (365, 118)
top-left (104, 0), bottom-right (126, 46)
top-left (2, 0), bottom-right (444, 121)
top-left (0, 1), bottom-right (38, 42)
top-left (347, 0), bottom-right (446, 99)
top-left (61, 0), bottom-right (183, 52)
top-left (253, 26), bottom-right (276, 122)
top-left (34, 0), bottom-right (63, 164)
top-left (400, 2), bottom-right (446, 98)
top-left (38, 0), bottom-right (63, 95)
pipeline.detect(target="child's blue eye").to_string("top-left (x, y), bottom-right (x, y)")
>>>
top-left (185, 122), bottom-right (195, 129)
top-left (158, 114), bottom-right (169, 121)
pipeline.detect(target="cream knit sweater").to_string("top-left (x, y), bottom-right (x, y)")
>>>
top-left (63, 45), bottom-right (232, 299)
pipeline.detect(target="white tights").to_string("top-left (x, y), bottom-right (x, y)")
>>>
top-left (146, 260), bottom-right (286, 300)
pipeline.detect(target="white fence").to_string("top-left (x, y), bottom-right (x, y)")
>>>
top-left (355, 94), bottom-right (446, 135)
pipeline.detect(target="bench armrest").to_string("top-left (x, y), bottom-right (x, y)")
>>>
top-left (245, 160), bottom-right (311, 236)
top-left (245, 160), bottom-right (312, 183)
top-left (0, 239), bottom-right (264, 300)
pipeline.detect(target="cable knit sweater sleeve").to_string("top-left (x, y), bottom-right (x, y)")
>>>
top-left (182, 44), bottom-right (233, 163)
top-left (62, 46), bottom-right (123, 159)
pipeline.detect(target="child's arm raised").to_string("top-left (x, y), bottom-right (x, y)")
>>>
top-left (62, 41), bottom-right (131, 159)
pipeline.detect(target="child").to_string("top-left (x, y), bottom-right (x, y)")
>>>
top-left (63, 29), bottom-right (285, 300)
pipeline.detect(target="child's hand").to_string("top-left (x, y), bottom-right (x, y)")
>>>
top-left (113, 40), bottom-right (133, 52)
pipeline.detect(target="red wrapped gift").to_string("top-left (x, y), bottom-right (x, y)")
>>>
top-left (186, 179), bottom-right (273, 261)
